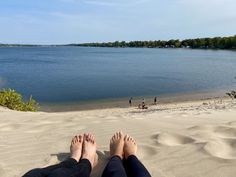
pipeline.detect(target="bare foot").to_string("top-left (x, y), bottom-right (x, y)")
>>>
top-left (70, 135), bottom-right (83, 162)
top-left (124, 135), bottom-right (137, 159)
top-left (81, 133), bottom-right (97, 168)
top-left (110, 132), bottom-right (124, 159)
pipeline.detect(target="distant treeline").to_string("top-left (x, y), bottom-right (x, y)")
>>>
top-left (0, 44), bottom-right (39, 47)
top-left (1, 35), bottom-right (236, 49)
top-left (73, 35), bottom-right (236, 49)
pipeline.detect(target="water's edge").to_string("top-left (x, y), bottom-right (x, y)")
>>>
top-left (39, 88), bottom-right (231, 112)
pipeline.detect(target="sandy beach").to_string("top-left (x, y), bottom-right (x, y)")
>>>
top-left (1, 98), bottom-right (236, 177)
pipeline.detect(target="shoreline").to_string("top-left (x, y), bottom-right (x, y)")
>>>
top-left (39, 88), bottom-right (230, 112)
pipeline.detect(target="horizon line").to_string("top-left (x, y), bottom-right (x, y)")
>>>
top-left (0, 34), bottom-right (235, 46)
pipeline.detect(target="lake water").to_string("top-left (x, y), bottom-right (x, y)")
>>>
top-left (0, 47), bottom-right (236, 106)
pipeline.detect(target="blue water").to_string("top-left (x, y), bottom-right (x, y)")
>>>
top-left (0, 47), bottom-right (236, 104)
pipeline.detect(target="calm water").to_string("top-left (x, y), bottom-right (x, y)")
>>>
top-left (0, 47), bottom-right (236, 104)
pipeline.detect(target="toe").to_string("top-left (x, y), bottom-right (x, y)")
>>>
top-left (91, 134), bottom-right (95, 141)
top-left (72, 136), bottom-right (76, 144)
top-left (91, 135), bottom-right (95, 144)
top-left (85, 133), bottom-right (90, 141)
top-left (83, 133), bottom-right (87, 139)
top-left (124, 135), bottom-right (128, 141)
top-left (75, 136), bottom-right (79, 143)
top-left (112, 133), bottom-right (116, 140)
top-left (118, 132), bottom-right (121, 138)
top-left (88, 133), bottom-right (92, 140)
top-left (111, 136), bottom-right (115, 142)
top-left (112, 134), bottom-right (116, 140)
top-left (115, 132), bottom-right (118, 139)
top-left (78, 134), bottom-right (83, 143)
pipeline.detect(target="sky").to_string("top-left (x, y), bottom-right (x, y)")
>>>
top-left (0, 0), bottom-right (236, 44)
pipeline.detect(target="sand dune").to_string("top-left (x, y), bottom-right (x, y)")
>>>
top-left (0, 99), bottom-right (236, 177)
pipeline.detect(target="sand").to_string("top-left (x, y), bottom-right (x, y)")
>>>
top-left (0, 98), bottom-right (236, 177)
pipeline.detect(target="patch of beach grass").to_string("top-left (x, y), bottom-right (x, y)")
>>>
top-left (0, 88), bottom-right (38, 112)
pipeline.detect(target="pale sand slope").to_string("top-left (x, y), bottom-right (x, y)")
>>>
top-left (0, 99), bottom-right (236, 177)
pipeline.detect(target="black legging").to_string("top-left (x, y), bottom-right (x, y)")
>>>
top-left (22, 158), bottom-right (91, 177)
top-left (22, 155), bottom-right (151, 177)
top-left (102, 155), bottom-right (151, 177)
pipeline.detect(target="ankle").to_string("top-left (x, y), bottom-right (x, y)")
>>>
top-left (70, 155), bottom-right (80, 162)
top-left (81, 154), bottom-right (93, 165)
top-left (125, 153), bottom-right (136, 159)
top-left (111, 153), bottom-right (123, 159)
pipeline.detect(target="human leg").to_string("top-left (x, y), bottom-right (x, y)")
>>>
top-left (102, 156), bottom-right (127, 177)
top-left (22, 134), bottom-right (84, 177)
top-left (102, 132), bottom-right (127, 177)
top-left (47, 159), bottom-right (91, 177)
top-left (124, 135), bottom-right (151, 177)
top-left (48, 133), bottom-right (97, 177)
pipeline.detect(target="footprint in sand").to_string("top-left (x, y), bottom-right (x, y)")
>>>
top-left (212, 126), bottom-right (236, 138)
top-left (138, 144), bottom-right (159, 160)
top-left (187, 125), bottom-right (214, 131)
top-left (227, 121), bottom-right (236, 126)
top-left (204, 138), bottom-right (236, 160)
top-left (154, 133), bottom-right (195, 146)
